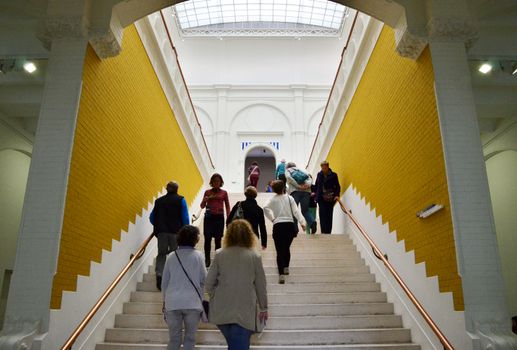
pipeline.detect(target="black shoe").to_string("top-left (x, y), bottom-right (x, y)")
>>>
top-left (311, 221), bottom-right (317, 234)
top-left (156, 275), bottom-right (162, 291)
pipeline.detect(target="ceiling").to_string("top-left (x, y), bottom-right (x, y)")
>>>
top-left (0, 0), bottom-right (516, 144)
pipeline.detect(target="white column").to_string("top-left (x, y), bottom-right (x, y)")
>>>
top-left (215, 86), bottom-right (230, 180)
top-left (292, 86), bottom-right (306, 167)
top-left (2, 37), bottom-right (87, 336)
top-left (429, 40), bottom-right (511, 346)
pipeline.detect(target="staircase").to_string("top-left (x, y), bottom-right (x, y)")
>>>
top-left (96, 193), bottom-right (421, 349)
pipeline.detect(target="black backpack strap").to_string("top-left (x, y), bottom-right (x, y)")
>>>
top-left (175, 251), bottom-right (203, 303)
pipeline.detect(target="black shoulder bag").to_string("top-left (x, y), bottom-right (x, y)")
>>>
top-left (175, 251), bottom-right (209, 322)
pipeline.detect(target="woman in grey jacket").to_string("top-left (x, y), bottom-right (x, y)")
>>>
top-left (205, 220), bottom-right (268, 349)
top-left (162, 225), bottom-right (207, 350)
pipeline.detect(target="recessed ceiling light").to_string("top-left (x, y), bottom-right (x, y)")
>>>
top-left (478, 63), bottom-right (492, 74)
top-left (23, 62), bottom-right (37, 73)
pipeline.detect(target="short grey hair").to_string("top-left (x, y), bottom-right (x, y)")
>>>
top-left (166, 181), bottom-right (179, 193)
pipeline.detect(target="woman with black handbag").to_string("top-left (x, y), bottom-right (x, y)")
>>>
top-left (264, 180), bottom-right (306, 284)
top-left (161, 225), bottom-right (207, 350)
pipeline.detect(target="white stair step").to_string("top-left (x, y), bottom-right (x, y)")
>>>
top-left (97, 344), bottom-right (420, 350)
top-left (142, 272), bottom-right (376, 284)
top-left (263, 266), bottom-right (370, 274)
top-left (260, 258), bottom-right (366, 266)
top-left (123, 302), bottom-right (395, 317)
top-left (105, 328), bottom-right (412, 345)
top-left (266, 273), bottom-right (376, 283)
top-left (152, 257), bottom-right (364, 267)
top-left (130, 291), bottom-right (387, 304)
top-left (137, 281), bottom-right (380, 293)
top-left (148, 264), bottom-right (369, 275)
top-left (115, 314), bottom-right (403, 330)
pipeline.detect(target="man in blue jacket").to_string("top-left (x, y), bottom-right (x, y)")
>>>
top-left (151, 181), bottom-right (189, 290)
top-left (276, 159), bottom-right (287, 190)
top-left (314, 161), bottom-right (341, 234)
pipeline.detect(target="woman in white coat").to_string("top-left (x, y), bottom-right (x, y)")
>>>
top-left (264, 180), bottom-right (306, 284)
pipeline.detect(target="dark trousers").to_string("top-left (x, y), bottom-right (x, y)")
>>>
top-left (155, 233), bottom-right (178, 276)
top-left (318, 200), bottom-right (335, 234)
top-left (273, 222), bottom-right (296, 275)
top-left (203, 215), bottom-right (225, 265)
top-left (291, 191), bottom-right (315, 227)
top-left (278, 174), bottom-right (287, 192)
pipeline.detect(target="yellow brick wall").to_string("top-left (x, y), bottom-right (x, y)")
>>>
top-left (327, 26), bottom-right (464, 310)
top-left (50, 25), bottom-right (203, 309)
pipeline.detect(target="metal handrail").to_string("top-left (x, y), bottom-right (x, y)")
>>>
top-left (159, 10), bottom-right (215, 169)
top-left (306, 12), bottom-right (358, 169)
top-left (336, 198), bottom-right (454, 350)
top-left (60, 232), bottom-right (155, 350)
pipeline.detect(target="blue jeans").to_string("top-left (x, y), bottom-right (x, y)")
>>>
top-left (217, 324), bottom-right (254, 350)
top-left (291, 191), bottom-right (315, 227)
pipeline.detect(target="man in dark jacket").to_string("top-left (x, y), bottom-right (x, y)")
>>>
top-left (152, 181), bottom-right (189, 290)
top-left (227, 186), bottom-right (267, 249)
top-left (314, 161), bottom-right (341, 234)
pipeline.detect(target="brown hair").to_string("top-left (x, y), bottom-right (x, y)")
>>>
top-left (209, 173), bottom-right (224, 187)
top-left (176, 225), bottom-right (199, 247)
top-left (223, 219), bottom-right (256, 249)
top-left (271, 180), bottom-right (285, 194)
top-left (244, 186), bottom-right (258, 199)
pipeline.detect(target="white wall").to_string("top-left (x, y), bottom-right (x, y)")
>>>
top-left (481, 118), bottom-right (517, 317)
top-left (189, 86), bottom-right (330, 191)
top-left (0, 121), bottom-right (33, 329)
top-left (163, 8), bottom-right (345, 191)
top-left (170, 29), bottom-right (346, 87)
top-left (486, 151), bottom-right (517, 317)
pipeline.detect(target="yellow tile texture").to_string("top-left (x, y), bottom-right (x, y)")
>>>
top-left (327, 26), bottom-right (464, 310)
top-left (50, 25), bottom-right (203, 309)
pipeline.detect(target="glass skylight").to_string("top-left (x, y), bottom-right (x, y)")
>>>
top-left (173, 0), bottom-right (349, 37)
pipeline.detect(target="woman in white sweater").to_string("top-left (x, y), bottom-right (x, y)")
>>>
top-left (205, 219), bottom-right (268, 350)
top-left (264, 180), bottom-right (307, 284)
top-left (161, 225), bottom-right (207, 350)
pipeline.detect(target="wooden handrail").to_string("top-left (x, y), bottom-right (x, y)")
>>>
top-left (306, 12), bottom-right (358, 169)
top-left (159, 10), bottom-right (215, 169)
top-left (336, 198), bottom-right (454, 350)
top-left (60, 232), bottom-right (155, 350)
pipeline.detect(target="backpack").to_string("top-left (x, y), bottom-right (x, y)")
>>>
top-left (289, 168), bottom-right (309, 185)
top-left (232, 201), bottom-right (244, 220)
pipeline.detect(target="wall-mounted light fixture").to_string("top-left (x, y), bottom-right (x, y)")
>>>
top-left (416, 204), bottom-right (444, 219)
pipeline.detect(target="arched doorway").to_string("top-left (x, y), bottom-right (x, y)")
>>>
top-left (244, 146), bottom-right (276, 192)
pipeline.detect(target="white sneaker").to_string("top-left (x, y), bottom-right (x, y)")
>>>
top-left (283, 267), bottom-right (289, 275)
top-left (279, 275), bottom-right (285, 284)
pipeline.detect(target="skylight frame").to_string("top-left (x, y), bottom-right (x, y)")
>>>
top-left (172, 0), bottom-right (349, 37)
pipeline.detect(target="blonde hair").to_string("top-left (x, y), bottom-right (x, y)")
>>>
top-left (223, 219), bottom-right (257, 249)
